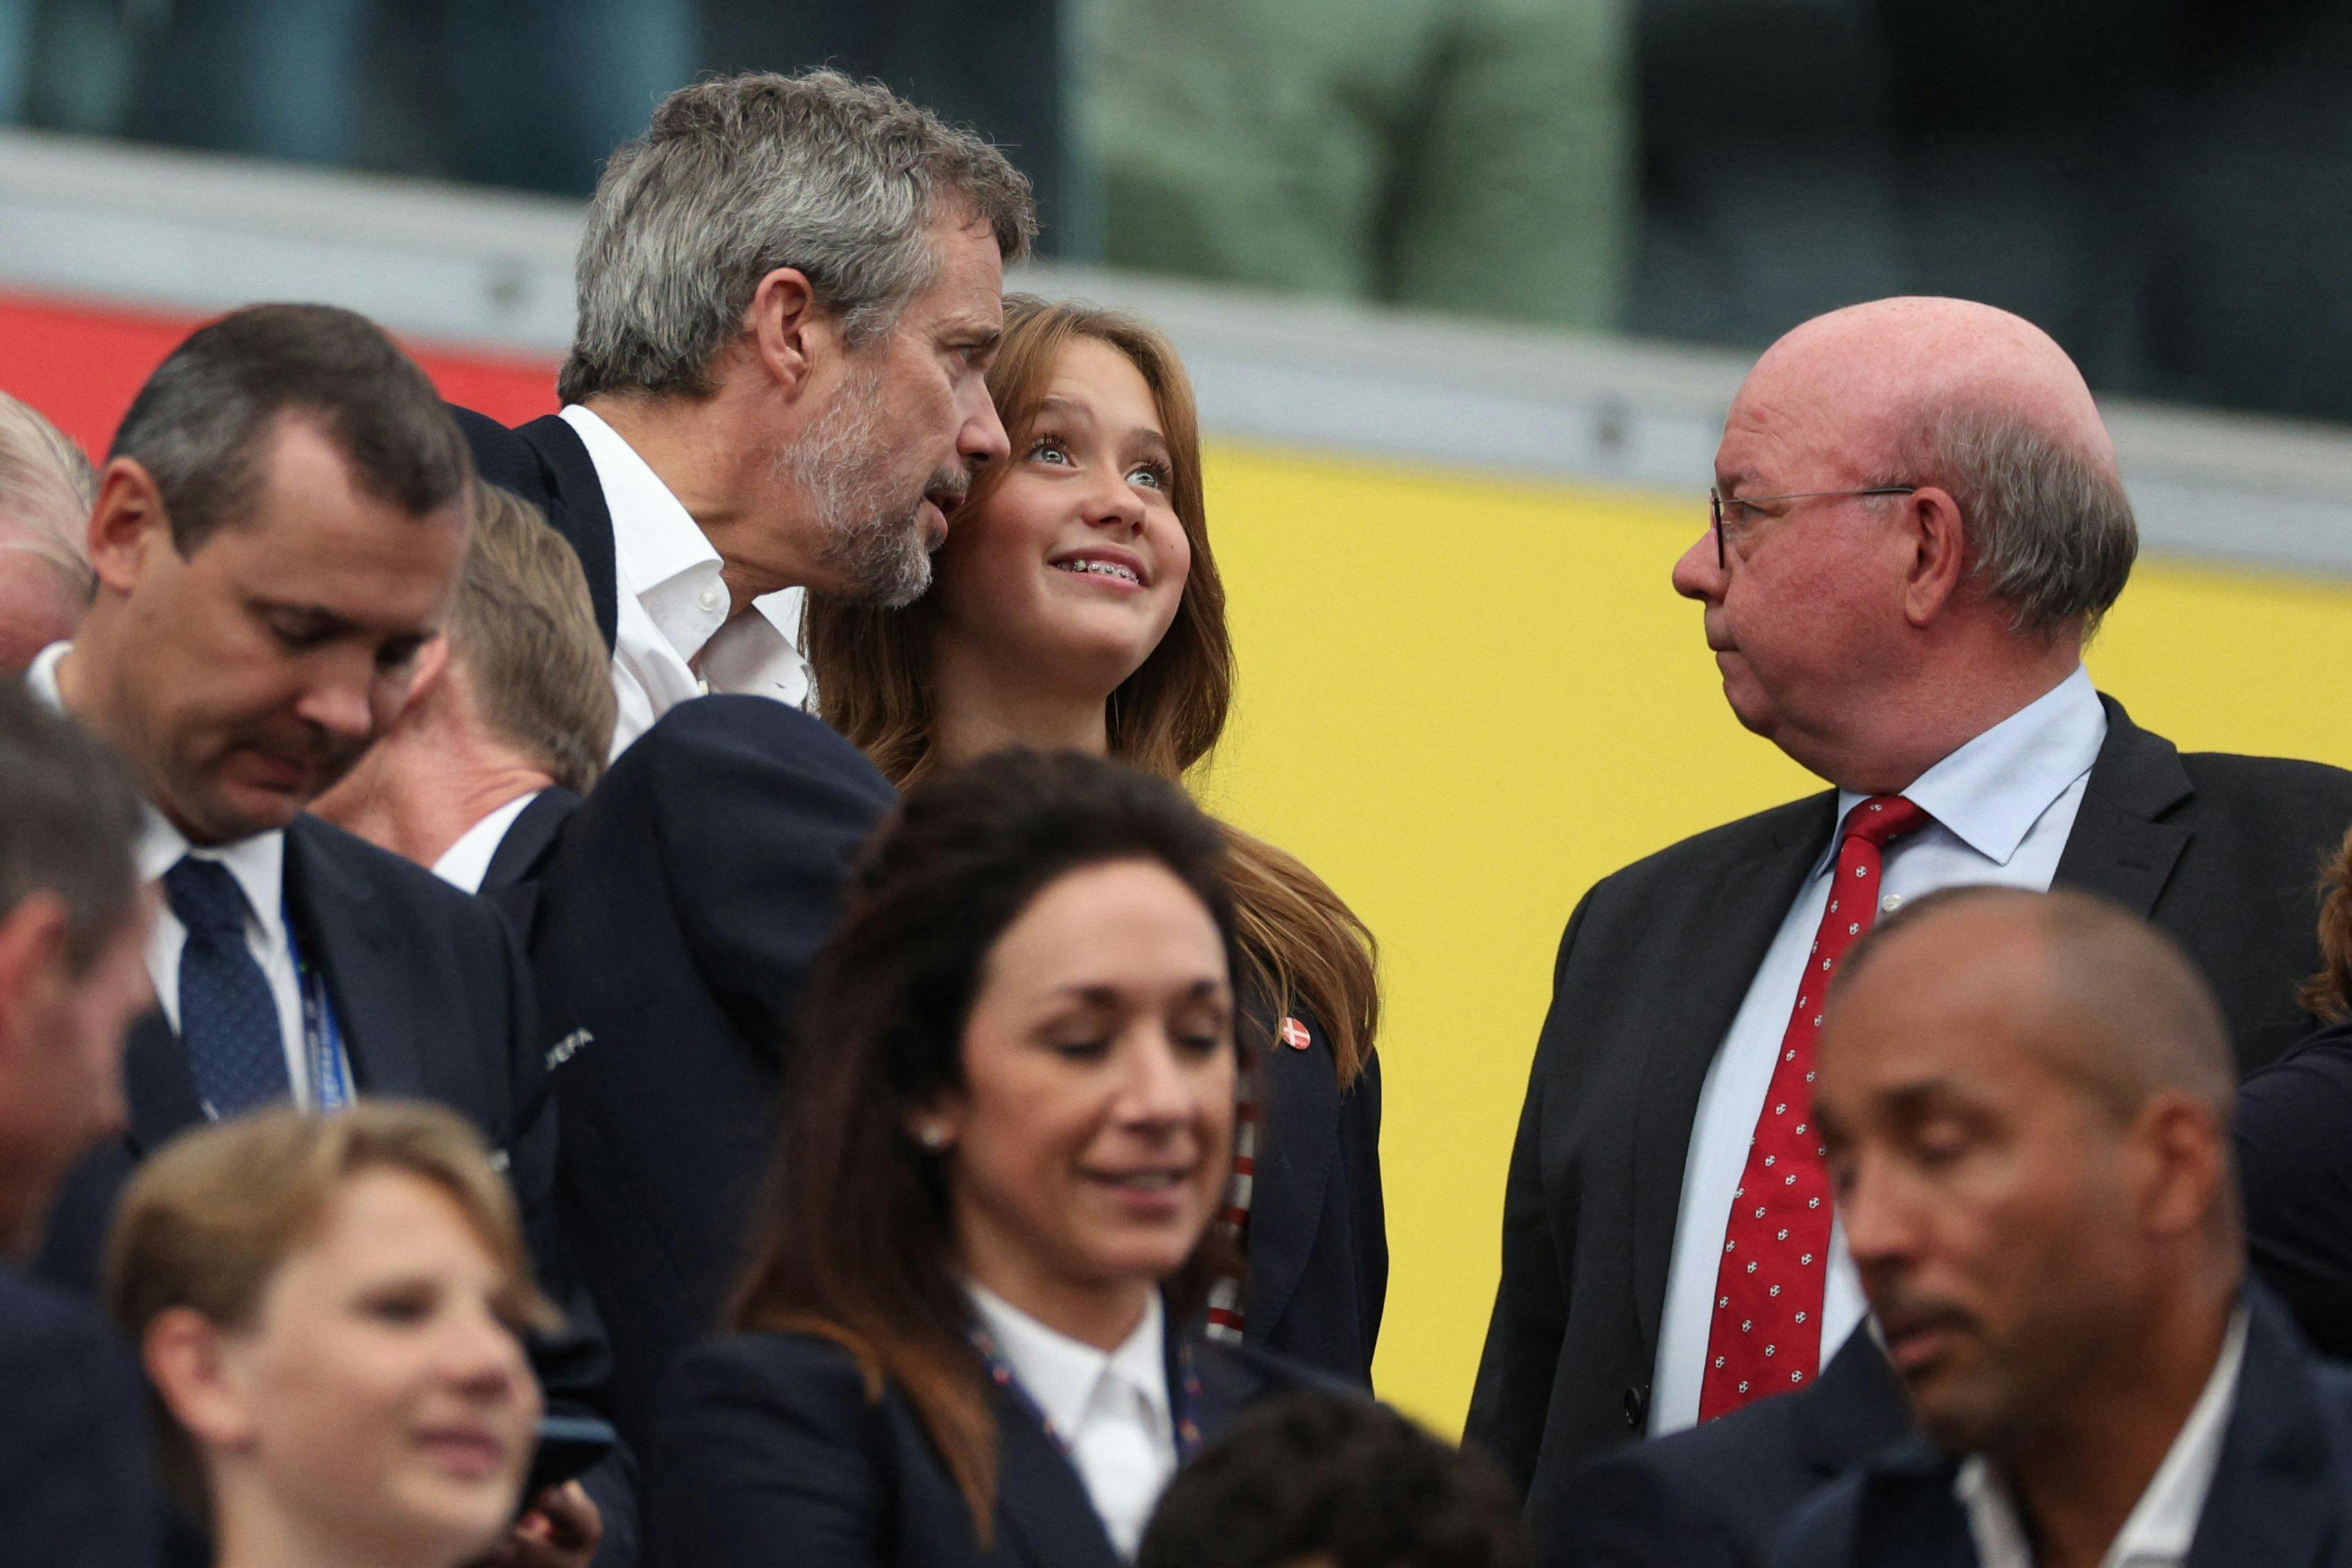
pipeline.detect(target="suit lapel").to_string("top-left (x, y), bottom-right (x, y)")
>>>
top-left (989, 1390), bottom-right (1125, 1568)
top-left (482, 787), bottom-right (581, 895)
top-left (2052, 696), bottom-right (2193, 918)
top-left (122, 1009), bottom-right (204, 1151)
top-left (517, 415), bottom-right (620, 654)
top-left (2186, 1294), bottom-right (2342, 1568)
top-left (1241, 1009), bottom-right (1339, 1341)
top-left (1631, 796), bottom-right (1838, 1350)
top-left (283, 819), bottom-right (427, 1098)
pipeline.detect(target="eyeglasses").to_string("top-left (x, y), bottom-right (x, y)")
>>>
top-left (1710, 486), bottom-right (1919, 569)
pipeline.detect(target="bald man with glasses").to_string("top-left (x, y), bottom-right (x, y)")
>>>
top-left (1466, 296), bottom-right (2352, 1567)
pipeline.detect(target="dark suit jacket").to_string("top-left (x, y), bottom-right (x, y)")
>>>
top-left (31, 812), bottom-right (638, 1564)
top-left (1768, 1290), bottom-right (2352, 1568)
top-left (1555, 1328), bottom-right (1911, 1568)
top-left (1244, 1000), bottom-right (1386, 1385)
top-left (480, 785), bottom-right (584, 946)
top-left (528, 695), bottom-right (896, 1449)
top-left (1466, 698), bottom-right (2352, 1540)
top-left (2238, 1020), bottom-right (2352, 1360)
top-left (453, 408), bottom-right (619, 652)
top-left (649, 1321), bottom-right (1349, 1568)
top-left (0, 1261), bottom-right (161, 1568)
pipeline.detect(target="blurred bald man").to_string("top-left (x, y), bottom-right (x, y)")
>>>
top-left (0, 392), bottom-right (97, 672)
top-left (1469, 298), bottom-right (2352, 1553)
top-left (1775, 887), bottom-right (2352, 1568)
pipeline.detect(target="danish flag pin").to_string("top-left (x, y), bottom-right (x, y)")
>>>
top-left (1278, 1017), bottom-right (1312, 1051)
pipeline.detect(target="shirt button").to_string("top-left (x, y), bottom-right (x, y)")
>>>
top-left (698, 589), bottom-right (720, 613)
top-left (1880, 893), bottom-right (1902, 914)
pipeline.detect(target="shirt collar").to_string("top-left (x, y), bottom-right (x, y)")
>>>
top-left (430, 791), bottom-right (542, 895)
top-left (560, 404), bottom-right (727, 645)
top-left (1819, 665), bottom-right (2105, 877)
top-left (1954, 1306), bottom-right (2248, 1568)
top-left (28, 642), bottom-right (287, 922)
top-left (966, 1283), bottom-right (1170, 1439)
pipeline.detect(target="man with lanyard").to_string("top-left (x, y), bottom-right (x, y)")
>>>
top-left (27, 304), bottom-right (627, 1568)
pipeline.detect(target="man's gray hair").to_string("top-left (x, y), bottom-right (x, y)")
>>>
top-left (0, 390), bottom-right (97, 604)
top-left (1894, 402), bottom-right (2139, 640)
top-left (560, 70), bottom-right (1036, 406)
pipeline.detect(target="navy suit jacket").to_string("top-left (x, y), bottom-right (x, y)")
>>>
top-left (1243, 999), bottom-right (1386, 1385)
top-left (649, 1321), bottom-right (1350, 1568)
top-left (0, 1260), bottom-right (161, 1568)
top-left (453, 408), bottom-right (619, 653)
top-left (1769, 1290), bottom-right (2352, 1568)
top-left (527, 695), bottom-right (896, 1449)
top-left (31, 812), bottom-right (637, 1564)
top-left (2239, 1020), bottom-right (2352, 1361)
top-left (1555, 1328), bottom-right (1911, 1568)
top-left (1468, 698), bottom-right (2352, 1536)
top-left (480, 785), bottom-right (584, 946)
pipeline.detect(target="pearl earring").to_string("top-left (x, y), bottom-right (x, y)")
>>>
top-left (917, 1124), bottom-right (949, 1151)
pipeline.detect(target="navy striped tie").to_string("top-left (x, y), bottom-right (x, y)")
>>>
top-left (162, 857), bottom-right (291, 1118)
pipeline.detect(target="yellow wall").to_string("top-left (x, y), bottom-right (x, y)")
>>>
top-left (1196, 439), bottom-right (2352, 1435)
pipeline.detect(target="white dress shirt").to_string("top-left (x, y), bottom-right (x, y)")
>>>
top-left (1957, 1308), bottom-right (2248, 1568)
top-left (1650, 665), bottom-right (2109, 1435)
top-left (26, 641), bottom-right (349, 1110)
top-left (428, 790), bottom-right (541, 896)
top-left (967, 1284), bottom-right (1177, 1558)
top-left (559, 405), bottom-right (809, 758)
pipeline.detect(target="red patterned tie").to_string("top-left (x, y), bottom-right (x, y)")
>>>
top-left (1698, 794), bottom-right (1931, 1422)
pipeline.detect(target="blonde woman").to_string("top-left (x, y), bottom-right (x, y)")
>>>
top-left (106, 1100), bottom-right (598, 1568)
top-left (805, 297), bottom-right (1383, 1384)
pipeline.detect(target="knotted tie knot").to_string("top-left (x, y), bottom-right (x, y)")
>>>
top-left (1841, 794), bottom-right (1931, 852)
top-left (163, 856), bottom-right (251, 940)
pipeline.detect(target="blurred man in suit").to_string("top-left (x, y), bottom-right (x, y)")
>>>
top-left (27, 304), bottom-right (621, 1567)
top-left (0, 680), bottom-right (160, 1568)
top-left (457, 68), bottom-right (1034, 752)
top-left (528, 693), bottom-right (893, 1446)
top-left (1776, 887), bottom-right (2352, 1568)
top-left (0, 390), bottom-right (98, 672)
top-left (311, 479), bottom-right (613, 933)
top-left (1468, 297), bottom-right (2352, 1550)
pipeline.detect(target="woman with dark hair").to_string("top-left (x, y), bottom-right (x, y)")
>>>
top-left (803, 296), bottom-right (1384, 1384)
top-left (649, 749), bottom-right (1346, 1567)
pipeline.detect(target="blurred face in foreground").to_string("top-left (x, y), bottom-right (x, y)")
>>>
top-left (155, 1168), bottom-right (542, 1566)
top-left (80, 417), bottom-right (465, 845)
top-left (1814, 920), bottom-right (2152, 1453)
top-left (931, 336), bottom-right (1191, 702)
top-left (932, 858), bottom-right (1235, 1337)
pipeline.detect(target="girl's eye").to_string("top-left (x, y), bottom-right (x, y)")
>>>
top-left (1027, 436), bottom-right (1073, 466)
top-left (1129, 463), bottom-right (1170, 492)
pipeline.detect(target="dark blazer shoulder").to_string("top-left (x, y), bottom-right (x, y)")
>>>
top-left (287, 811), bottom-right (512, 924)
top-left (1587, 793), bottom-right (1837, 906)
top-left (450, 403), bottom-right (619, 653)
top-left (0, 1262), bottom-right (164, 1568)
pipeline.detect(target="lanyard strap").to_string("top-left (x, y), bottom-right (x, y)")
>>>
top-left (280, 903), bottom-right (351, 1112)
top-left (967, 1323), bottom-right (1205, 1462)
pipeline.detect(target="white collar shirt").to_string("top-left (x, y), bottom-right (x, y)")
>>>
top-left (1956, 1308), bottom-right (2248, 1568)
top-left (26, 641), bottom-right (342, 1110)
top-left (558, 405), bottom-right (808, 758)
top-left (967, 1284), bottom-right (1176, 1559)
top-left (1650, 666), bottom-right (2109, 1435)
top-left (428, 790), bottom-right (541, 896)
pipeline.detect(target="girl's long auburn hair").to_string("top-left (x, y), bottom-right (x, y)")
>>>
top-left (805, 296), bottom-right (1378, 1084)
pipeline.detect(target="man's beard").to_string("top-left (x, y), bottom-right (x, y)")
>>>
top-left (785, 365), bottom-right (961, 609)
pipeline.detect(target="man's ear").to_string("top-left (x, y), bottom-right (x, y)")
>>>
top-left (144, 1306), bottom-right (259, 1453)
top-left (86, 459), bottom-right (175, 595)
top-left (2133, 1090), bottom-right (2229, 1241)
top-left (745, 267), bottom-right (841, 399)
top-left (401, 633), bottom-right (454, 717)
top-left (1898, 486), bottom-right (1970, 628)
top-left (0, 892), bottom-right (72, 1074)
